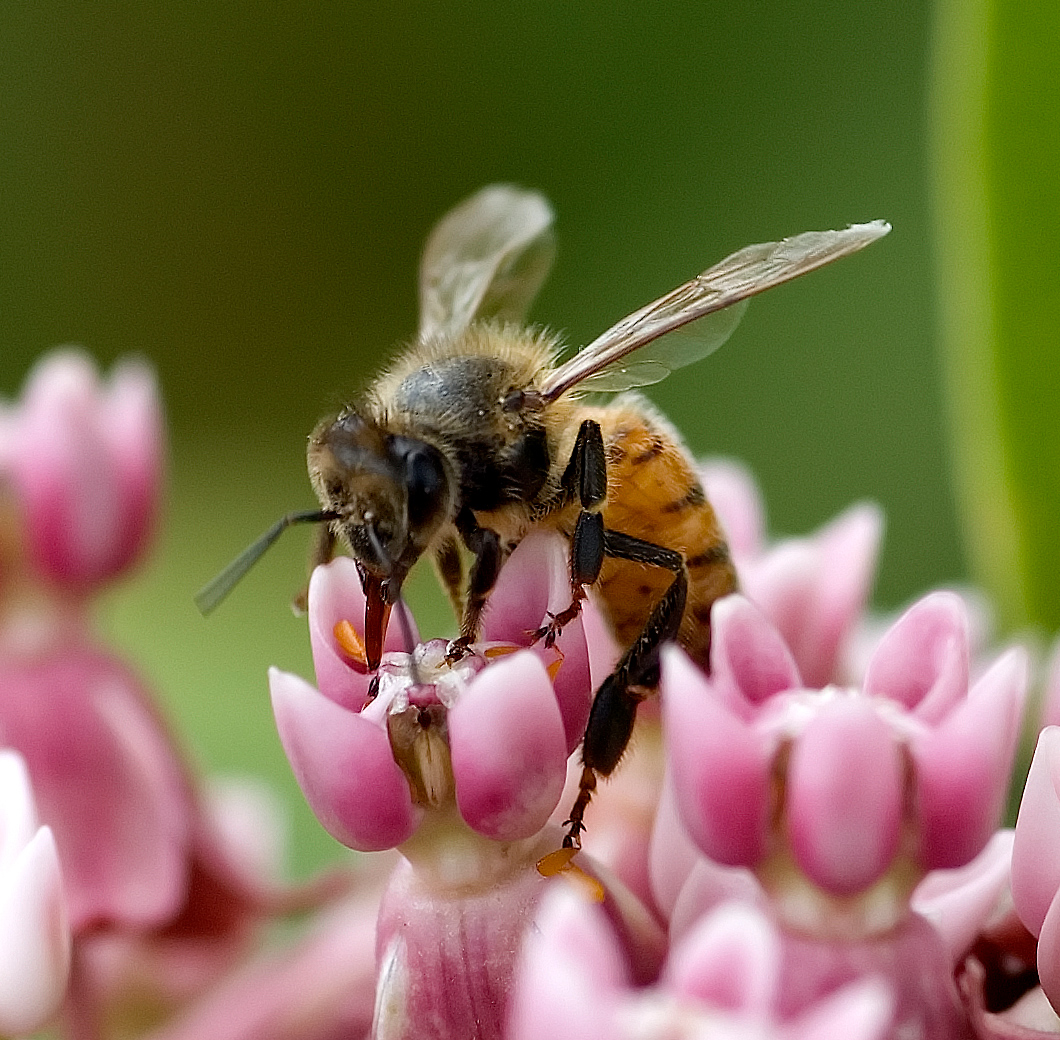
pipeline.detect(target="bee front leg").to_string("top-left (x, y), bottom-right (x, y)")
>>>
top-left (447, 510), bottom-right (504, 663)
top-left (292, 523), bottom-right (337, 614)
top-left (564, 531), bottom-right (687, 848)
top-left (533, 419), bottom-right (607, 647)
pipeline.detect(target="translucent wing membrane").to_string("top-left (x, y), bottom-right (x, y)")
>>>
top-left (418, 184), bottom-right (556, 341)
top-left (540, 220), bottom-right (891, 401)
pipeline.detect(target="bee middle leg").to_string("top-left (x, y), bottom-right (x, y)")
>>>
top-left (446, 509), bottom-right (504, 663)
top-left (532, 418), bottom-right (607, 646)
top-left (564, 530), bottom-right (687, 848)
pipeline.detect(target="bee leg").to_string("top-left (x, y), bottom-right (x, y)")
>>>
top-left (533, 419), bottom-right (608, 646)
top-left (292, 523), bottom-right (337, 615)
top-left (447, 510), bottom-right (504, 663)
top-left (431, 535), bottom-right (465, 624)
top-left (564, 530), bottom-right (687, 848)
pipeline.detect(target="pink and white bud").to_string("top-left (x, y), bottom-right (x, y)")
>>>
top-left (0, 350), bottom-right (163, 589)
top-left (0, 750), bottom-right (70, 1037)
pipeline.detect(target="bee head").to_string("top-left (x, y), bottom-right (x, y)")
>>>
top-left (308, 409), bottom-right (455, 666)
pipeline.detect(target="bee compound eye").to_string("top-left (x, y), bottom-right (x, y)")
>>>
top-left (404, 446), bottom-right (447, 527)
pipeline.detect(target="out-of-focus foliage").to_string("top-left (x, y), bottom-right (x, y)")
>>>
top-left (1, 2), bottom-right (945, 874)
top-left (933, 0), bottom-right (1060, 632)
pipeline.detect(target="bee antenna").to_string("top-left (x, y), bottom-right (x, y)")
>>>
top-left (195, 509), bottom-right (340, 616)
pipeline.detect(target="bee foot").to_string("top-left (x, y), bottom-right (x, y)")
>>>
top-left (445, 637), bottom-right (473, 666)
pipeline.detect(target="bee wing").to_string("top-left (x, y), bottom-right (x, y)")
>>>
top-left (539, 220), bottom-right (891, 401)
top-left (418, 184), bottom-right (556, 341)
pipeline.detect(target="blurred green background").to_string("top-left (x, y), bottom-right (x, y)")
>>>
top-left (0, 1), bottom-right (949, 874)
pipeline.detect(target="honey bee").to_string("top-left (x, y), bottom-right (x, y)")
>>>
top-left (198, 185), bottom-right (889, 846)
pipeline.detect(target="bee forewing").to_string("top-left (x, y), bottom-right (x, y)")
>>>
top-left (540, 220), bottom-right (891, 401)
top-left (418, 184), bottom-right (556, 341)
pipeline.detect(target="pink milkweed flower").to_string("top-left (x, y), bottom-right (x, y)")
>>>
top-left (661, 591), bottom-right (1026, 924)
top-left (271, 531), bottom-right (663, 1040)
top-left (271, 529), bottom-right (610, 853)
top-left (0, 349), bottom-right (163, 590)
top-left (700, 458), bottom-right (883, 689)
top-left (0, 749), bottom-right (71, 1037)
top-left (508, 885), bottom-right (895, 1040)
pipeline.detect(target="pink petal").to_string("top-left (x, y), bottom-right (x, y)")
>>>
top-left (787, 977), bottom-right (894, 1040)
top-left (699, 457), bottom-right (765, 560)
top-left (508, 884), bottom-right (627, 1040)
top-left (449, 652), bottom-right (567, 840)
top-left (1013, 726), bottom-right (1060, 936)
top-left (661, 646), bottom-right (771, 865)
top-left (786, 698), bottom-right (902, 894)
top-left (307, 556), bottom-right (416, 709)
top-left (863, 592), bottom-right (969, 721)
top-left (481, 530), bottom-right (569, 644)
top-left (1036, 885), bottom-right (1060, 1018)
top-left (0, 650), bottom-right (192, 931)
top-left (0, 826), bottom-right (71, 1036)
top-left (912, 830), bottom-right (1014, 964)
top-left (913, 648), bottom-right (1026, 870)
top-left (647, 772), bottom-right (703, 920)
top-left (0, 750), bottom-right (38, 868)
top-left (663, 900), bottom-right (780, 1013)
top-left (710, 595), bottom-right (801, 713)
top-left (744, 503), bottom-right (882, 688)
top-left (269, 667), bottom-right (421, 851)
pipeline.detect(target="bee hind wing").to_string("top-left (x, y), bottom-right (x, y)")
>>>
top-left (540, 220), bottom-right (891, 400)
top-left (418, 184), bottom-right (556, 341)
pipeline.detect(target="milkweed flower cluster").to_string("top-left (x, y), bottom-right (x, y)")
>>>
top-left (11, 349), bottom-right (1060, 1040)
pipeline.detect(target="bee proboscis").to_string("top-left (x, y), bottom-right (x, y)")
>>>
top-left (197, 185), bottom-right (889, 846)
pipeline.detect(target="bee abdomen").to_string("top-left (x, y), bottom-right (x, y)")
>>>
top-left (592, 412), bottom-right (737, 672)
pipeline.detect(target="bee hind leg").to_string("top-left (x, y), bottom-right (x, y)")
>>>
top-left (564, 530), bottom-right (687, 848)
top-left (532, 418), bottom-right (607, 647)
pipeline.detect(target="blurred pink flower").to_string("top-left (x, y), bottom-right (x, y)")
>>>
top-left (0, 349), bottom-right (162, 590)
top-left (0, 349), bottom-right (345, 1036)
top-left (701, 458), bottom-right (883, 688)
top-left (509, 885), bottom-right (895, 1040)
top-left (0, 748), bottom-right (71, 1037)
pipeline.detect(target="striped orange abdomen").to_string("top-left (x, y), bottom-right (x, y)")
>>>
top-left (589, 403), bottom-right (737, 671)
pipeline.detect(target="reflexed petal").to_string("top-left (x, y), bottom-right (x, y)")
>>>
top-left (863, 592), bottom-right (969, 720)
top-left (913, 648), bottom-right (1026, 870)
top-left (913, 831), bottom-right (1014, 964)
top-left (661, 646), bottom-right (771, 865)
top-left (450, 652), bottom-right (567, 841)
top-left (0, 827), bottom-right (70, 1037)
top-left (269, 668), bottom-right (420, 851)
top-left (786, 699), bottom-right (901, 894)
